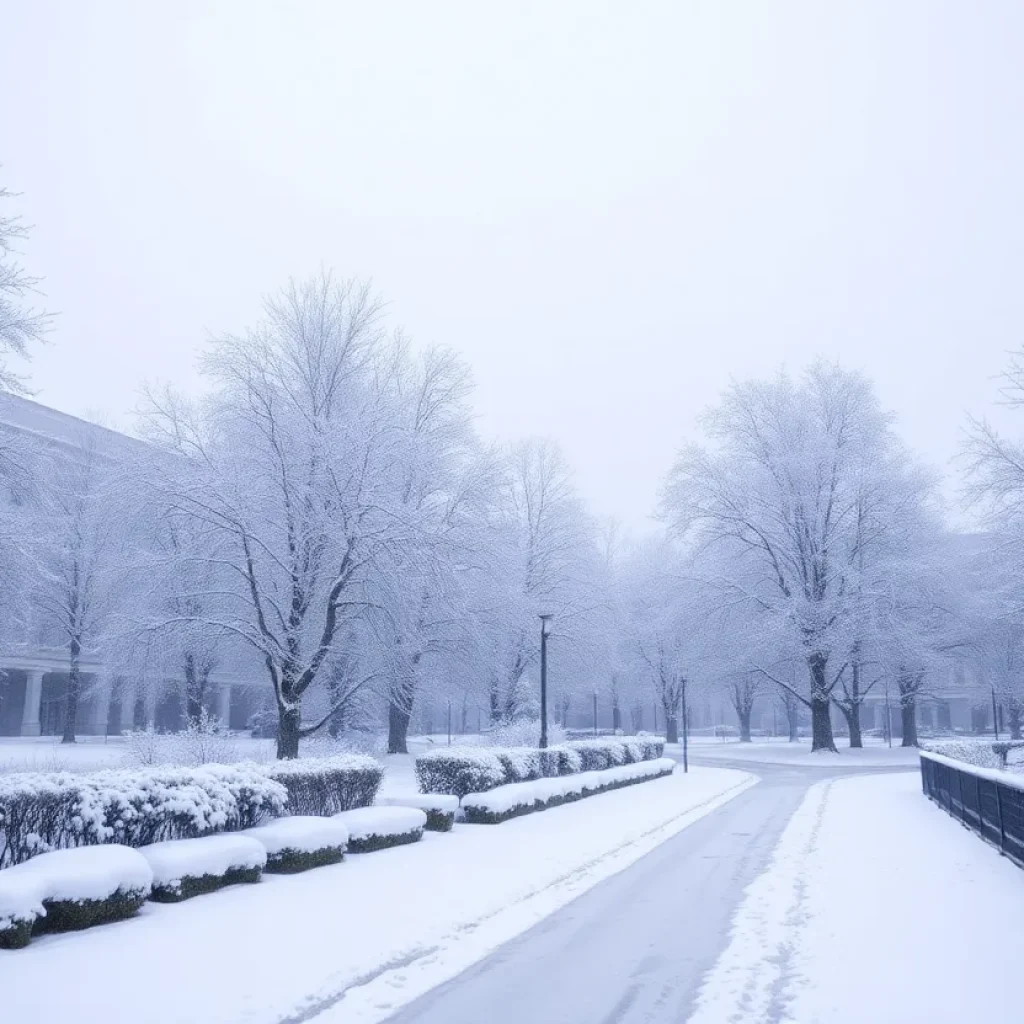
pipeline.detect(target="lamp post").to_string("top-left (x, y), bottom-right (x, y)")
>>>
top-left (593, 690), bottom-right (598, 736)
top-left (539, 614), bottom-right (553, 748)
top-left (992, 686), bottom-right (1001, 742)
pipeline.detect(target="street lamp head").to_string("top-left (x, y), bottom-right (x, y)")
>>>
top-left (539, 612), bottom-right (554, 634)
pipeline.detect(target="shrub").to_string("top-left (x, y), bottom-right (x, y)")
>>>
top-left (415, 748), bottom-right (506, 798)
top-left (265, 755), bottom-right (383, 817)
top-left (243, 816), bottom-right (350, 873)
top-left (334, 806), bottom-right (426, 852)
top-left (0, 845), bottom-right (153, 946)
top-left (140, 834), bottom-right (267, 902)
top-left (492, 748), bottom-right (543, 783)
top-left (0, 764), bottom-right (286, 867)
top-left (486, 718), bottom-right (566, 749)
top-left (567, 740), bottom-right (616, 771)
top-left (462, 758), bottom-right (675, 824)
top-left (378, 795), bottom-right (458, 833)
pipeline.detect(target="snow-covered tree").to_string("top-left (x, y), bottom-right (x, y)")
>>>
top-left (139, 273), bottom-right (432, 758)
top-left (0, 179), bottom-right (50, 394)
top-left (662, 362), bottom-right (934, 752)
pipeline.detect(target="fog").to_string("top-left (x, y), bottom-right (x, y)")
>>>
top-left (2, 1), bottom-right (1023, 528)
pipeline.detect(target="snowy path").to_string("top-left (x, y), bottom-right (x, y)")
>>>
top-left (381, 758), bottom-right (913, 1024)
top-left (690, 769), bottom-right (1024, 1024)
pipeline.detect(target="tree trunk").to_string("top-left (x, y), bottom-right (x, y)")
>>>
top-left (738, 706), bottom-right (752, 742)
top-left (388, 699), bottom-right (411, 755)
top-left (183, 653), bottom-right (208, 726)
top-left (489, 679), bottom-right (500, 725)
top-left (665, 714), bottom-right (679, 744)
top-left (276, 702), bottom-right (301, 759)
top-left (62, 636), bottom-right (82, 744)
top-left (901, 696), bottom-right (918, 747)
top-left (808, 655), bottom-right (837, 752)
top-left (784, 699), bottom-right (799, 741)
top-left (612, 703), bottom-right (622, 732)
top-left (836, 701), bottom-right (863, 748)
top-left (1009, 699), bottom-right (1022, 741)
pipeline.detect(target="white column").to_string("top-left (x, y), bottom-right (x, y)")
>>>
top-left (216, 684), bottom-right (232, 728)
top-left (20, 669), bottom-right (44, 736)
top-left (90, 675), bottom-right (113, 736)
top-left (119, 683), bottom-right (136, 732)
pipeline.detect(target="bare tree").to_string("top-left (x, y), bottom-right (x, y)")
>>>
top-left (140, 274), bottom-right (407, 757)
top-left (31, 436), bottom-right (121, 742)
top-left (0, 180), bottom-right (51, 394)
top-left (662, 363), bottom-right (921, 752)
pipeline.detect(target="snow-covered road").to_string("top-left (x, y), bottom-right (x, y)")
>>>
top-left (382, 758), bottom-right (914, 1024)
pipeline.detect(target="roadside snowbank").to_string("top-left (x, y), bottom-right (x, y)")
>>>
top-left (688, 772), bottom-right (1024, 1024)
top-left (7, 765), bottom-right (753, 1024)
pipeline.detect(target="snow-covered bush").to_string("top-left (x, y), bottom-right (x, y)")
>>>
top-left (334, 806), bottom-right (426, 852)
top-left (0, 845), bottom-right (152, 947)
top-left (567, 738), bottom-right (662, 771)
top-left (538, 745), bottom-right (584, 777)
top-left (415, 747), bottom-right (506, 798)
top-left (415, 739), bottom-right (664, 797)
top-left (492, 748), bottom-right (544, 783)
top-left (462, 758), bottom-right (676, 824)
top-left (486, 719), bottom-right (566, 749)
top-left (378, 794), bottom-right (458, 832)
top-left (242, 816), bottom-right (350, 873)
top-left (121, 715), bottom-right (242, 769)
top-left (141, 834), bottom-right (266, 901)
top-left (0, 764), bottom-right (287, 867)
top-left (264, 755), bottom-right (383, 816)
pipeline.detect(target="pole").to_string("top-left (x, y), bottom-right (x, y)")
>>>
top-left (992, 687), bottom-right (1000, 742)
top-left (653, 701), bottom-right (658, 735)
top-left (885, 678), bottom-right (892, 748)
top-left (593, 690), bottom-right (598, 736)
top-left (539, 614), bottom-right (552, 749)
top-left (682, 682), bottom-right (689, 773)
top-left (446, 700), bottom-right (452, 746)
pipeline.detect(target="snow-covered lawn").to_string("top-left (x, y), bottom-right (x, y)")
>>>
top-left (688, 771), bottom-right (1024, 1024)
top-left (684, 736), bottom-right (921, 767)
top-left (5, 765), bottom-right (752, 1024)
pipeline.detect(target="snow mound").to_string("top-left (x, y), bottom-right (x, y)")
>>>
top-left (243, 816), bottom-right (350, 857)
top-left (335, 806), bottom-right (427, 841)
top-left (378, 794), bottom-right (459, 813)
top-left (140, 834), bottom-right (267, 889)
top-left (10, 844), bottom-right (154, 903)
top-left (0, 871), bottom-right (45, 933)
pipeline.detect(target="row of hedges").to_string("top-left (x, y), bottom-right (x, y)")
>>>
top-left (462, 758), bottom-right (676, 824)
top-left (415, 738), bottom-right (665, 798)
top-left (0, 755), bottom-right (383, 869)
top-left (1, 806), bottom-right (425, 949)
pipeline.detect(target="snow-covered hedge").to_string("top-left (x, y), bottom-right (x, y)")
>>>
top-left (0, 845), bottom-right (152, 949)
top-left (0, 765), bottom-right (287, 868)
top-left (378, 794), bottom-right (458, 832)
top-left (415, 739), bottom-right (665, 798)
top-left (462, 758), bottom-right (676, 824)
top-left (264, 754), bottom-right (383, 817)
top-left (920, 740), bottom-right (1004, 770)
top-left (334, 806), bottom-right (427, 852)
top-left (243, 816), bottom-right (350, 873)
top-left (415, 748), bottom-right (507, 798)
top-left (0, 755), bottom-right (387, 869)
top-left (141, 834), bottom-right (267, 902)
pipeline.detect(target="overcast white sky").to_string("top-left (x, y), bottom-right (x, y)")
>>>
top-left (2, 2), bottom-right (1023, 530)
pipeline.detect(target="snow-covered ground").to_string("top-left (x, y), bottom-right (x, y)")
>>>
top-left (5, 764), bottom-right (753, 1024)
top-left (684, 736), bottom-right (921, 767)
top-left (688, 771), bottom-right (1024, 1024)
